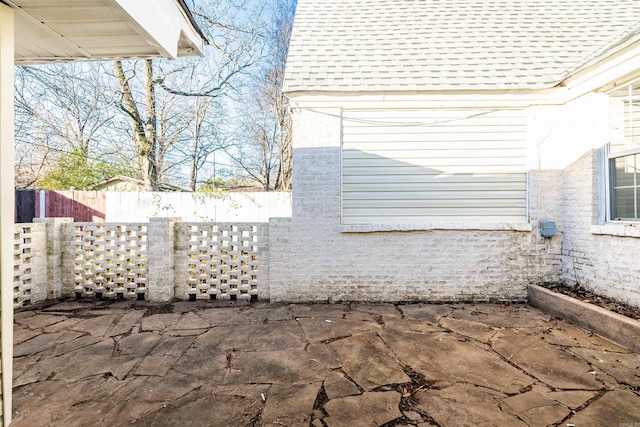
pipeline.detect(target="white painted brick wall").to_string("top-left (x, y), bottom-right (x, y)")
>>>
top-left (562, 150), bottom-right (640, 307)
top-left (270, 107), bottom-right (562, 303)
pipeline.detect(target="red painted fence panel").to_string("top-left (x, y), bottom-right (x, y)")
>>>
top-left (33, 190), bottom-right (106, 222)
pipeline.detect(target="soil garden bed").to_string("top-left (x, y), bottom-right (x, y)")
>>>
top-left (541, 283), bottom-right (640, 321)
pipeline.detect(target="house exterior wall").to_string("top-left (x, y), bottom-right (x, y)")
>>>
top-left (562, 150), bottom-right (640, 307)
top-left (276, 90), bottom-right (640, 305)
top-left (528, 92), bottom-right (640, 308)
top-left (270, 106), bottom-right (561, 302)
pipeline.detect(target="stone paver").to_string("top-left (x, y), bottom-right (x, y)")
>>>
top-left (14, 332), bottom-right (65, 357)
top-left (565, 389), bottom-right (640, 425)
top-left (491, 330), bottom-right (604, 390)
top-left (12, 378), bottom-right (107, 427)
top-left (172, 347), bottom-right (227, 381)
top-left (439, 317), bottom-right (496, 342)
top-left (106, 311), bottom-right (145, 337)
top-left (224, 349), bottom-right (326, 385)
top-left (169, 312), bottom-right (210, 330)
top-left (450, 304), bottom-right (551, 328)
top-left (192, 324), bottom-right (253, 351)
top-left (323, 391), bottom-right (402, 427)
top-left (544, 388), bottom-right (598, 409)
top-left (570, 347), bottom-right (640, 387)
top-left (16, 314), bottom-right (67, 329)
top-left (415, 383), bottom-right (527, 427)
top-left (117, 332), bottom-right (161, 356)
top-left (247, 320), bottom-right (307, 351)
top-left (133, 383), bottom-right (268, 427)
top-left (501, 390), bottom-right (571, 427)
top-left (262, 305), bottom-right (293, 321)
top-left (51, 334), bottom-right (102, 357)
top-left (307, 343), bottom-right (342, 370)
top-left (350, 303), bottom-right (402, 319)
top-left (42, 317), bottom-right (83, 333)
top-left (400, 303), bottom-right (454, 323)
top-left (290, 303), bottom-right (349, 319)
top-left (382, 329), bottom-right (535, 394)
top-left (324, 371), bottom-right (361, 399)
top-left (13, 326), bottom-right (40, 345)
top-left (135, 336), bottom-right (195, 376)
top-left (140, 313), bottom-right (181, 332)
top-left (70, 314), bottom-right (118, 337)
top-left (330, 332), bottom-right (410, 390)
top-left (297, 317), bottom-right (381, 343)
top-left (538, 319), bottom-right (630, 352)
top-left (11, 301), bottom-right (640, 426)
top-left (262, 383), bottom-right (321, 426)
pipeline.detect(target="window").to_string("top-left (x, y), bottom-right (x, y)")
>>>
top-left (608, 80), bottom-right (640, 220)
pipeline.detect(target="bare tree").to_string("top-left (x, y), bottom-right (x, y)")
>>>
top-left (113, 59), bottom-right (160, 190)
top-left (110, 0), bottom-right (267, 191)
top-left (14, 0), bottom-right (286, 191)
top-left (14, 63), bottom-right (125, 189)
top-left (229, 0), bottom-right (295, 191)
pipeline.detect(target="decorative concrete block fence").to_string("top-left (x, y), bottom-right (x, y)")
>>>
top-left (13, 222), bottom-right (47, 307)
top-left (13, 218), bottom-right (272, 307)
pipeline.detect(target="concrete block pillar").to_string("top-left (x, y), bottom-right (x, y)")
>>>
top-left (34, 218), bottom-right (73, 299)
top-left (147, 217), bottom-right (180, 302)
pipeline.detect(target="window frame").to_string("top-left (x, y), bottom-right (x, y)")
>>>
top-left (608, 146), bottom-right (640, 221)
top-left (606, 78), bottom-right (640, 221)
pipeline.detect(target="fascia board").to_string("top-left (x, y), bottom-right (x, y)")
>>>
top-left (108, 0), bottom-right (204, 59)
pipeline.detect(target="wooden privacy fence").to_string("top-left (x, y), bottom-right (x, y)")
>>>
top-left (15, 190), bottom-right (291, 223)
top-left (15, 190), bottom-right (106, 223)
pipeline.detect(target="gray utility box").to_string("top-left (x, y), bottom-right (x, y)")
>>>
top-left (540, 221), bottom-right (557, 237)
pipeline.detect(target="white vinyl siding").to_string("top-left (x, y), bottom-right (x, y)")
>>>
top-left (341, 109), bottom-right (528, 225)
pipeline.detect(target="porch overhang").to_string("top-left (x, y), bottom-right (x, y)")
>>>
top-left (6, 0), bottom-right (206, 64)
top-left (0, 2), bottom-right (205, 425)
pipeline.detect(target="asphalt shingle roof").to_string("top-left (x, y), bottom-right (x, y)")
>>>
top-left (283, 0), bottom-right (640, 93)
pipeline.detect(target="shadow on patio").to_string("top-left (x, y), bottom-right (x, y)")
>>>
top-left (11, 300), bottom-right (640, 426)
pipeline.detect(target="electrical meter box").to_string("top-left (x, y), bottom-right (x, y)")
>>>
top-left (540, 221), bottom-right (557, 237)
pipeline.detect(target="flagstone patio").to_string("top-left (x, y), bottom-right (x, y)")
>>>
top-left (11, 300), bottom-right (640, 426)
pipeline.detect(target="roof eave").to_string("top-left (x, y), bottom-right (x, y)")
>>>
top-left (560, 36), bottom-right (640, 93)
top-left (109, 0), bottom-right (205, 59)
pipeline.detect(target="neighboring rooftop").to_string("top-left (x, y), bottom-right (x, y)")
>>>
top-left (90, 175), bottom-right (189, 192)
top-left (283, 0), bottom-right (640, 93)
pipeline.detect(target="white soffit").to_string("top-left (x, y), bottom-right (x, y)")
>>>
top-left (7, 0), bottom-right (205, 64)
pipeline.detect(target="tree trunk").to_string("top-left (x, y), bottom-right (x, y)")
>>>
top-left (143, 60), bottom-right (159, 191)
top-left (114, 59), bottom-right (158, 191)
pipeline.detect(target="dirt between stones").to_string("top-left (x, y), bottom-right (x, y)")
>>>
top-left (542, 283), bottom-right (640, 321)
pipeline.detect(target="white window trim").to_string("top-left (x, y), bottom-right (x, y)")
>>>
top-left (608, 145), bottom-right (640, 221)
top-left (591, 223), bottom-right (640, 238)
top-left (603, 78), bottom-right (640, 223)
top-left (593, 146), bottom-right (640, 236)
top-left (341, 222), bottom-right (533, 233)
